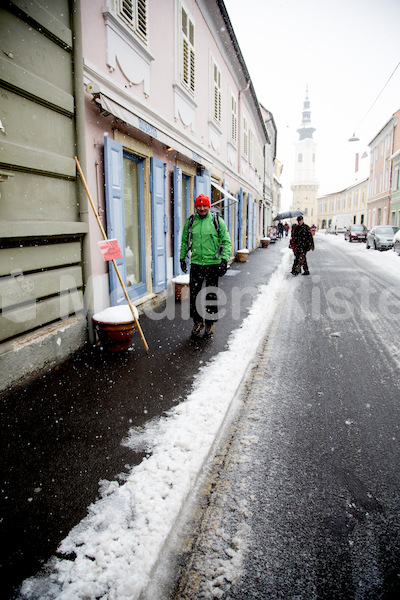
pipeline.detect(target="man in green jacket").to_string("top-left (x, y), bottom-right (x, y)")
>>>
top-left (180, 193), bottom-right (232, 338)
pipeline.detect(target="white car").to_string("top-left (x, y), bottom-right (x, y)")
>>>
top-left (366, 226), bottom-right (399, 251)
top-left (393, 229), bottom-right (400, 255)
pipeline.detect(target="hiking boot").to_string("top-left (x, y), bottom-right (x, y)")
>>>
top-left (204, 323), bottom-right (214, 338)
top-left (302, 271), bottom-right (310, 276)
top-left (191, 322), bottom-right (204, 337)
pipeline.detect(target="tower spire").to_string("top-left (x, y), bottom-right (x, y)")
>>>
top-left (297, 87), bottom-right (315, 140)
top-left (291, 88), bottom-right (318, 225)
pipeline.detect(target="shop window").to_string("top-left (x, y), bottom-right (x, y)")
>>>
top-left (123, 152), bottom-right (146, 294)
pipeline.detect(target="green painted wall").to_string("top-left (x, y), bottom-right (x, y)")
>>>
top-left (0, 2), bottom-right (87, 359)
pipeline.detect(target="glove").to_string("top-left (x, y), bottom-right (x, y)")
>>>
top-left (219, 258), bottom-right (228, 276)
top-left (180, 259), bottom-right (187, 273)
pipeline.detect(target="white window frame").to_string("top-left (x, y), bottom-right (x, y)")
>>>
top-left (385, 166), bottom-right (390, 190)
top-left (249, 128), bottom-right (254, 166)
top-left (393, 166), bottom-right (400, 191)
top-left (179, 2), bottom-right (195, 96)
top-left (229, 90), bottom-right (237, 145)
top-left (242, 116), bottom-right (248, 159)
top-left (210, 55), bottom-right (222, 127)
top-left (113, 0), bottom-right (148, 43)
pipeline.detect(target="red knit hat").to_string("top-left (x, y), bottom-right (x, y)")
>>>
top-left (195, 194), bottom-right (210, 208)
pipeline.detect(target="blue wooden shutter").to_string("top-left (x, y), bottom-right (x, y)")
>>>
top-left (238, 188), bottom-right (243, 249)
top-left (194, 174), bottom-right (208, 199)
top-left (222, 180), bottom-right (228, 223)
top-left (151, 157), bottom-right (167, 292)
top-left (253, 197), bottom-right (257, 249)
top-left (228, 193), bottom-right (233, 249)
top-left (104, 136), bottom-right (126, 306)
top-left (173, 166), bottom-right (183, 276)
top-left (234, 193), bottom-right (239, 253)
top-left (247, 193), bottom-right (253, 250)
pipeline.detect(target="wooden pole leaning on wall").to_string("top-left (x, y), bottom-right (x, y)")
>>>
top-left (74, 156), bottom-right (149, 354)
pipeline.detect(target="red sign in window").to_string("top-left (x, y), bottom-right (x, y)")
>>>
top-left (98, 239), bottom-right (123, 261)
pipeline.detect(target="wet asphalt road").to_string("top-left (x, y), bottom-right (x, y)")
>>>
top-left (167, 235), bottom-right (400, 600)
top-left (0, 240), bottom-right (284, 600)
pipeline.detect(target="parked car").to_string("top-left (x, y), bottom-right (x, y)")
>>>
top-left (328, 213), bottom-right (352, 234)
top-left (344, 224), bottom-right (368, 242)
top-left (366, 226), bottom-right (399, 250)
top-left (393, 229), bottom-right (400, 255)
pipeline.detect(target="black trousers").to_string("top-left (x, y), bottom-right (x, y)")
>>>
top-left (189, 263), bottom-right (220, 324)
top-left (295, 250), bottom-right (309, 273)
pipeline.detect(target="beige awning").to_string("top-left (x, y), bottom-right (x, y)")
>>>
top-left (211, 181), bottom-right (238, 204)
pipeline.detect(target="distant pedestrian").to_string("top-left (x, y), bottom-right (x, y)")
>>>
top-left (180, 194), bottom-right (232, 338)
top-left (284, 222), bottom-right (290, 237)
top-left (289, 224), bottom-right (298, 274)
top-left (292, 215), bottom-right (314, 275)
top-left (277, 221), bottom-right (284, 239)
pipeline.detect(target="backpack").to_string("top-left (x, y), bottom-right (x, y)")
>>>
top-left (185, 210), bottom-right (222, 259)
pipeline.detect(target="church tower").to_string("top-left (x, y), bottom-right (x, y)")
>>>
top-left (291, 88), bottom-right (318, 225)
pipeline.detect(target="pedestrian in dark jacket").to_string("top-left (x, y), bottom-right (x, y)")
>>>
top-left (292, 216), bottom-right (314, 276)
top-left (289, 224), bottom-right (298, 274)
top-left (180, 194), bottom-right (232, 338)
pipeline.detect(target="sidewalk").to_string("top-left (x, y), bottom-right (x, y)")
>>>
top-left (1, 241), bottom-right (287, 599)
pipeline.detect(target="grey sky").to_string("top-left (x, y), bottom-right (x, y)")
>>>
top-left (224, 0), bottom-right (400, 207)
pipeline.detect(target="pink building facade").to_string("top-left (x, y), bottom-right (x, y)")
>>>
top-left (80, 0), bottom-right (275, 317)
top-left (367, 109), bottom-right (400, 227)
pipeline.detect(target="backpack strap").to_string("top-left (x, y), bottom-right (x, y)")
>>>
top-left (185, 213), bottom-right (196, 256)
top-left (212, 211), bottom-right (220, 235)
top-left (211, 211), bottom-right (222, 258)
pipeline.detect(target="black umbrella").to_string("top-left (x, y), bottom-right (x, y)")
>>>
top-left (273, 209), bottom-right (305, 221)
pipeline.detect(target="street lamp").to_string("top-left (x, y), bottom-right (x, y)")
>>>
top-left (348, 133), bottom-right (360, 142)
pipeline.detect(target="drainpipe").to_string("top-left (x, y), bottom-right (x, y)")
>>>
top-left (238, 80), bottom-right (250, 176)
top-left (72, 0), bottom-right (95, 342)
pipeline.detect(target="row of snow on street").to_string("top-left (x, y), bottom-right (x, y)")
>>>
top-left (19, 248), bottom-right (291, 600)
top-left (19, 233), bottom-right (400, 600)
top-left (323, 230), bottom-right (400, 279)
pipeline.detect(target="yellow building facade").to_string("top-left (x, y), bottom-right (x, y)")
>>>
top-left (317, 178), bottom-right (368, 230)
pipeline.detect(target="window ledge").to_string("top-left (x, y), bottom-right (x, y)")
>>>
top-left (173, 83), bottom-right (197, 110)
top-left (208, 118), bottom-right (222, 135)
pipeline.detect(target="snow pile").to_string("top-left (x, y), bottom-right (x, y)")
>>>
top-left (171, 274), bottom-right (190, 284)
top-left (92, 305), bottom-right (138, 324)
top-left (19, 249), bottom-right (292, 600)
